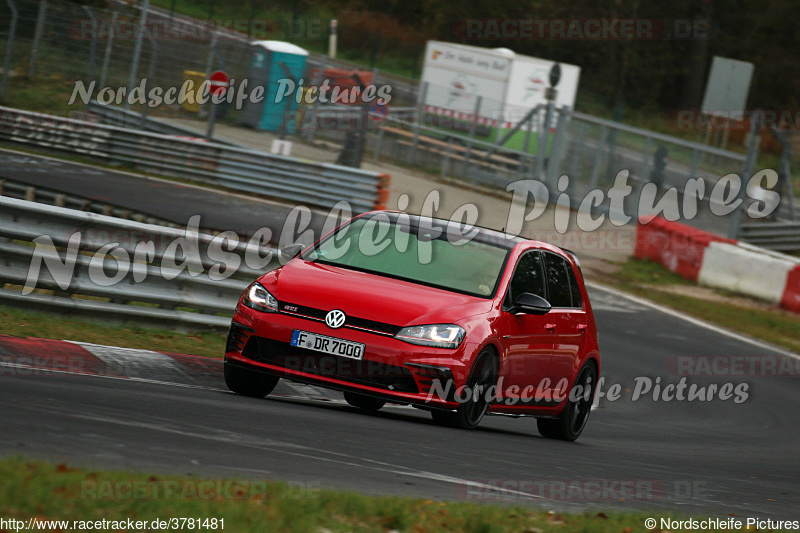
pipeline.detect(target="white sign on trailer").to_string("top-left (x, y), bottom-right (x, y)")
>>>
top-left (421, 41), bottom-right (512, 120)
top-left (420, 41), bottom-right (580, 130)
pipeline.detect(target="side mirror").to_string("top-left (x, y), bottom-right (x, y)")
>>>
top-left (510, 292), bottom-right (551, 315)
top-left (280, 243), bottom-right (305, 260)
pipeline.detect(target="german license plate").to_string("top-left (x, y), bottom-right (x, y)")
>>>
top-left (290, 330), bottom-right (365, 360)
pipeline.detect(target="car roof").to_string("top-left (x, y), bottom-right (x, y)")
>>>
top-left (360, 211), bottom-right (528, 251)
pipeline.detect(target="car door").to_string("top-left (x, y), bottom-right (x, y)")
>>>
top-left (498, 250), bottom-right (557, 405)
top-left (543, 252), bottom-right (588, 398)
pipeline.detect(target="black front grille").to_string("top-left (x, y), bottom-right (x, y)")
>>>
top-left (226, 322), bottom-right (254, 353)
top-left (242, 336), bottom-right (418, 393)
top-left (278, 302), bottom-right (403, 336)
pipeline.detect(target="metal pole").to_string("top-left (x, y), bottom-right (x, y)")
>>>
top-left (728, 111), bottom-right (762, 238)
top-left (201, 32), bottom-right (218, 118)
top-left (1, 0), bottom-right (18, 99)
top-left (545, 109), bottom-right (569, 192)
top-left (770, 126), bottom-right (796, 220)
top-left (441, 137), bottom-right (452, 179)
top-left (305, 54), bottom-right (327, 141)
top-left (99, 11), bottom-right (118, 88)
top-left (534, 99), bottom-right (555, 181)
top-left (83, 6), bottom-right (98, 84)
top-left (278, 61), bottom-right (295, 139)
top-left (28, 0), bottom-right (48, 77)
top-left (328, 19), bottom-right (337, 59)
top-left (461, 95), bottom-right (481, 180)
top-left (372, 119), bottom-right (386, 163)
top-left (409, 81), bottom-right (427, 165)
top-left (206, 97), bottom-right (218, 140)
top-left (125, 0), bottom-right (150, 110)
top-left (139, 34), bottom-right (158, 128)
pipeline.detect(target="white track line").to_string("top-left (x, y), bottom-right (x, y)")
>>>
top-left (586, 280), bottom-right (799, 358)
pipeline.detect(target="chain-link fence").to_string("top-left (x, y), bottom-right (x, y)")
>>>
top-left (550, 109), bottom-right (751, 237)
top-left (2, 0), bottom-right (794, 244)
top-left (0, 0), bottom-right (417, 114)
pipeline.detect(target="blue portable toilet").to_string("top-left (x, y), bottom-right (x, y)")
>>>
top-left (241, 40), bottom-right (309, 133)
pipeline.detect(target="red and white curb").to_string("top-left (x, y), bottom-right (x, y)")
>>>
top-left (635, 217), bottom-right (800, 313)
top-left (0, 335), bottom-right (343, 403)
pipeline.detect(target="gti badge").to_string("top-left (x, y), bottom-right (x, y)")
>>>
top-left (325, 309), bottom-right (346, 329)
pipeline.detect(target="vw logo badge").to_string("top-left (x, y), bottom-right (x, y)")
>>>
top-left (325, 309), bottom-right (346, 329)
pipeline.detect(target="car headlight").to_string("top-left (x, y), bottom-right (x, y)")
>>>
top-left (394, 324), bottom-right (465, 349)
top-left (242, 282), bottom-right (278, 313)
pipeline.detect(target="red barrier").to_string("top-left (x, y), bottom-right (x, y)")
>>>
top-left (780, 265), bottom-right (800, 313)
top-left (634, 217), bottom-right (735, 282)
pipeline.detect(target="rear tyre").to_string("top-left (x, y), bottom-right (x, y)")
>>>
top-left (537, 362), bottom-right (597, 442)
top-left (224, 362), bottom-right (279, 398)
top-left (430, 348), bottom-right (498, 430)
top-left (343, 391), bottom-right (386, 413)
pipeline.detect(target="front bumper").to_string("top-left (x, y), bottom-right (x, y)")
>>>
top-left (225, 305), bottom-right (479, 409)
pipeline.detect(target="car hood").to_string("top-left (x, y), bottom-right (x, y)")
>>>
top-left (263, 259), bottom-right (493, 326)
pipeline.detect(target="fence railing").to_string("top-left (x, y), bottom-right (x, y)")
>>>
top-left (0, 105), bottom-right (390, 213)
top-left (0, 196), bottom-right (277, 328)
top-left (738, 220), bottom-right (800, 252)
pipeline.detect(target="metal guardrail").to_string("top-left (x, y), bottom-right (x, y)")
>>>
top-left (738, 221), bottom-right (800, 252)
top-left (0, 196), bottom-right (278, 328)
top-left (0, 178), bottom-right (178, 228)
top-left (0, 105), bottom-right (390, 213)
top-left (85, 101), bottom-right (236, 144)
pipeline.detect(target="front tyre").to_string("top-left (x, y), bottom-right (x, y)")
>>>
top-left (343, 391), bottom-right (386, 413)
top-left (224, 362), bottom-right (279, 398)
top-left (431, 348), bottom-right (498, 430)
top-left (537, 362), bottom-right (597, 442)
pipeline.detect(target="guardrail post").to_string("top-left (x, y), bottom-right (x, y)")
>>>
top-left (1, 0), bottom-right (18, 99)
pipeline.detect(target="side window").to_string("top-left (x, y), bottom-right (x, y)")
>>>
top-left (507, 251), bottom-right (546, 305)
top-left (543, 253), bottom-right (573, 308)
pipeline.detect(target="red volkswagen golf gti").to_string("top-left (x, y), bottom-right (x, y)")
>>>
top-left (224, 211), bottom-right (601, 441)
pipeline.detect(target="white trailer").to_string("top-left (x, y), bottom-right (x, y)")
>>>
top-left (420, 41), bottom-right (580, 130)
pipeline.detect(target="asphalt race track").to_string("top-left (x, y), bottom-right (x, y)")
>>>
top-left (1, 285), bottom-right (797, 518)
top-left (0, 148), bottom-right (331, 237)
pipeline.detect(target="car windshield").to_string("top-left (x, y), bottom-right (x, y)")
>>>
top-left (303, 214), bottom-right (511, 297)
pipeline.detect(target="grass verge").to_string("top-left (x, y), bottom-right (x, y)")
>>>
top-left (0, 457), bottom-right (673, 533)
top-left (0, 305), bottom-right (226, 358)
top-left (604, 258), bottom-right (800, 353)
